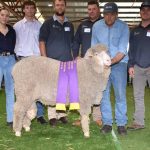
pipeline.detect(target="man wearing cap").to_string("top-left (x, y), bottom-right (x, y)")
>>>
top-left (127, 1), bottom-right (150, 131)
top-left (91, 2), bottom-right (129, 135)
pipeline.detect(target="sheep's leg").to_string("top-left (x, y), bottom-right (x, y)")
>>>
top-left (23, 103), bottom-right (37, 132)
top-left (23, 116), bottom-right (31, 132)
top-left (13, 96), bottom-right (33, 137)
top-left (79, 101), bottom-right (91, 138)
top-left (13, 101), bottom-right (27, 137)
top-left (81, 115), bottom-right (90, 138)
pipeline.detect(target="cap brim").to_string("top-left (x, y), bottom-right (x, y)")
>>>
top-left (103, 10), bottom-right (117, 13)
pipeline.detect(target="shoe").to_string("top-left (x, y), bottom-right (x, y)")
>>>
top-left (72, 119), bottom-right (81, 126)
top-left (72, 119), bottom-right (102, 127)
top-left (101, 125), bottom-right (112, 134)
top-left (127, 122), bottom-right (145, 131)
top-left (117, 126), bottom-right (127, 135)
top-left (95, 119), bottom-right (102, 127)
top-left (59, 117), bottom-right (68, 124)
top-left (49, 118), bottom-right (57, 127)
top-left (37, 116), bottom-right (47, 124)
top-left (7, 122), bottom-right (13, 128)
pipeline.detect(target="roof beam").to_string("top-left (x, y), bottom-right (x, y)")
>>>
top-left (0, 0), bottom-right (22, 20)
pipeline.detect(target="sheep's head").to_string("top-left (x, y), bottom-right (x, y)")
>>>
top-left (99, 51), bottom-right (111, 66)
top-left (85, 44), bottom-right (111, 73)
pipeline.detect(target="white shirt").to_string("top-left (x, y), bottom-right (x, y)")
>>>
top-left (14, 17), bottom-right (41, 56)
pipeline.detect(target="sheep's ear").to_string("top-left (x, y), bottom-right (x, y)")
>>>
top-left (84, 47), bottom-right (95, 59)
top-left (94, 44), bottom-right (108, 52)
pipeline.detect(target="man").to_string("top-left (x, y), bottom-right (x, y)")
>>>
top-left (39, 0), bottom-right (75, 126)
top-left (127, 1), bottom-right (150, 131)
top-left (14, 1), bottom-right (47, 124)
top-left (72, 0), bottom-right (102, 127)
top-left (91, 2), bottom-right (129, 135)
top-left (73, 0), bottom-right (102, 58)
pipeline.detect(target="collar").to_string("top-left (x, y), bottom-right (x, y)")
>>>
top-left (88, 16), bottom-right (102, 23)
top-left (102, 18), bottom-right (119, 28)
top-left (22, 17), bottom-right (37, 24)
top-left (53, 14), bottom-right (68, 23)
top-left (139, 22), bottom-right (150, 29)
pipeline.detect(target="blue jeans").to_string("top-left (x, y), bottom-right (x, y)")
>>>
top-left (0, 55), bottom-right (16, 122)
top-left (36, 101), bottom-right (44, 118)
top-left (101, 62), bottom-right (127, 126)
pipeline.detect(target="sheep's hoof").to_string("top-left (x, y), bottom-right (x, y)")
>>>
top-left (15, 131), bottom-right (21, 137)
top-left (24, 126), bottom-right (30, 132)
top-left (84, 132), bottom-right (90, 138)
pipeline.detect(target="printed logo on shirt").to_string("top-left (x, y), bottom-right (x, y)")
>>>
top-left (64, 27), bottom-right (70, 31)
top-left (84, 28), bottom-right (91, 33)
top-left (134, 32), bottom-right (140, 36)
top-left (52, 24), bottom-right (60, 29)
top-left (146, 30), bottom-right (150, 37)
top-left (82, 25), bottom-right (88, 28)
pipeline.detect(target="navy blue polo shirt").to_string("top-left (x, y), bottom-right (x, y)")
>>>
top-left (39, 15), bottom-right (74, 61)
top-left (73, 17), bottom-right (101, 58)
top-left (128, 24), bottom-right (150, 68)
top-left (0, 24), bottom-right (16, 54)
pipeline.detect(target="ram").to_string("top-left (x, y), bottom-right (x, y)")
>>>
top-left (12, 44), bottom-right (111, 137)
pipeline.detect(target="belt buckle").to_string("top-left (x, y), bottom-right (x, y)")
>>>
top-left (0, 51), bottom-right (11, 56)
top-left (2, 51), bottom-right (10, 56)
top-left (1, 52), bottom-right (5, 56)
top-left (6, 52), bottom-right (11, 56)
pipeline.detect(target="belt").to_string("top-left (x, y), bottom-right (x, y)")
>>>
top-left (16, 56), bottom-right (28, 61)
top-left (0, 51), bottom-right (14, 56)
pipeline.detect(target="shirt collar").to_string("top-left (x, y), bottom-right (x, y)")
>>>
top-left (139, 22), bottom-right (150, 28)
top-left (22, 17), bottom-right (37, 23)
top-left (102, 18), bottom-right (119, 28)
top-left (88, 16), bottom-right (102, 23)
top-left (53, 14), bottom-right (68, 23)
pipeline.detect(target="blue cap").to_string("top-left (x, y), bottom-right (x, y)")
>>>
top-left (103, 2), bottom-right (118, 13)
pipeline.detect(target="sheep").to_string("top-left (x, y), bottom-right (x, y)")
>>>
top-left (12, 44), bottom-right (111, 137)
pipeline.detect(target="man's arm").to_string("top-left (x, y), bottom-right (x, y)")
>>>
top-left (111, 22), bottom-right (129, 65)
top-left (128, 30), bottom-right (136, 68)
top-left (91, 24), bottom-right (99, 46)
top-left (118, 23), bottom-right (129, 55)
top-left (111, 52), bottom-right (125, 65)
top-left (39, 41), bottom-right (47, 57)
top-left (128, 29), bottom-right (136, 78)
top-left (72, 24), bottom-right (81, 58)
top-left (39, 19), bottom-right (51, 57)
top-left (128, 67), bottom-right (134, 78)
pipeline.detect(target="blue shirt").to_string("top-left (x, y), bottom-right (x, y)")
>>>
top-left (91, 18), bottom-right (129, 63)
top-left (0, 24), bottom-right (16, 54)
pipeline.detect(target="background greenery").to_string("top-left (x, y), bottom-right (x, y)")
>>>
top-left (0, 85), bottom-right (150, 150)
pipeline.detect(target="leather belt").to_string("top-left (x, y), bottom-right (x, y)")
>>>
top-left (0, 51), bottom-right (14, 56)
top-left (16, 56), bottom-right (28, 61)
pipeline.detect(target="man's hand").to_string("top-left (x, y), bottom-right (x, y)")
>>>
top-left (129, 67), bottom-right (134, 78)
top-left (39, 41), bottom-right (47, 57)
top-left (76, 56), bottom-right (81, 60)
top-left (111, 52), bottom-right (125, 65)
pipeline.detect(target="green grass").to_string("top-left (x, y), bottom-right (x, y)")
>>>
top-left (0, 85), bottom-right (150, 150)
